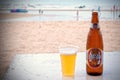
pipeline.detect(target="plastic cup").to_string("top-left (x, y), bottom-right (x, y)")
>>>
top-left (59, 46), bottom-right (78, 76)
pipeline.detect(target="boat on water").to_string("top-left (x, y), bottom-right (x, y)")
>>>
top-left (10, 9), bottom-right (28, 13)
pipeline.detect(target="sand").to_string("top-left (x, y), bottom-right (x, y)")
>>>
top-left (0, 20), bottom-right (120, 53)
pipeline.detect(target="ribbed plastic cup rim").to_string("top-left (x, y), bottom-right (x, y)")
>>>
top-left (59, 46), bottom-right (79, 55)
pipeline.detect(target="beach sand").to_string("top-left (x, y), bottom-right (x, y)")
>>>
top-left (0, 14), bottom-right (120, 79)
top-left (0, 21), bottom-right (120, 53)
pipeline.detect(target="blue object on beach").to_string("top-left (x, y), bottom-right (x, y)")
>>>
top-left (10, 9), bottom-right (28, 13)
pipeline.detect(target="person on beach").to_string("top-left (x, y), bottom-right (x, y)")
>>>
top-left (98, 6), bottom-right (101, 17)
top-left (115, 5), bottom-right (120, 19)
top-left (76, 10), bottom-right (79, 21)
top-left (39, 10), bottom-right (43, 14)
top-left (113, 5), bottom-right (116, 19)
top-left (92, 9), bottom-right (94, 12)
top-left (113, 5), bottom-right (115, 11)
top-left (98, 6), bottom-right (101, 12)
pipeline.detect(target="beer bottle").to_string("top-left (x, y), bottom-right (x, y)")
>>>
top-left (86, 12), bottom-right (103, 75)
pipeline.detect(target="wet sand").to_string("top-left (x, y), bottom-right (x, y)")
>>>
top-left (0, 13), bottom-right (42, 19)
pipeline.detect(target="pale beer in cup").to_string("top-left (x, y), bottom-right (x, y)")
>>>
top-left (59, 47), bottom-right (78, 76)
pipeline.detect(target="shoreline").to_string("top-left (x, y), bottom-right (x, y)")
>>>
top-left (0, 13), bottom-right (120, 22)
top-left (0, 13), bottom-right (43, 19)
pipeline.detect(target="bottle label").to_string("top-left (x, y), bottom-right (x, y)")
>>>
top-left (87, 48), bottom-right (102, 68)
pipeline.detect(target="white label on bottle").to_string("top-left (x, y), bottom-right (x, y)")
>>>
top-left (87, 48), bottom-right (103, 68)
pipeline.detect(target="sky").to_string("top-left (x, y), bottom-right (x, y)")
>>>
top-left (0, 0), bottom-right (119, 5)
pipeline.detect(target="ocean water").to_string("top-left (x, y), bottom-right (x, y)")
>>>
top-left (0, 0), bottom-right (120, 21)
top-left (0, 0), bottom-right (120, 9)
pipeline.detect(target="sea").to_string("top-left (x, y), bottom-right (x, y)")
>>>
top-left (0, 0), bottom-right (120, 21)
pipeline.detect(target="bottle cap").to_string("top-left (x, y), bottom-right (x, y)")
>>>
top-left (91, 12), bottom-right (99, 24)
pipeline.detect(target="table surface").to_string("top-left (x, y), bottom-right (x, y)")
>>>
top-left (3, 52), bottom-right (120, 80)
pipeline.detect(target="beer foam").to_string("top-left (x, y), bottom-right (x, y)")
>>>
top-left (59, 47), bottom-right (78, 54)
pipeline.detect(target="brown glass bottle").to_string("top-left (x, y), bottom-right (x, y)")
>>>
top-left (86, 12), bottom-right (103, 75)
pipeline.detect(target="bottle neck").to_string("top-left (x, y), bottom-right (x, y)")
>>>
top-left (91, 23), bottom-right (99, 29)
top-left (91, 12), bottom-right (99, 24)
